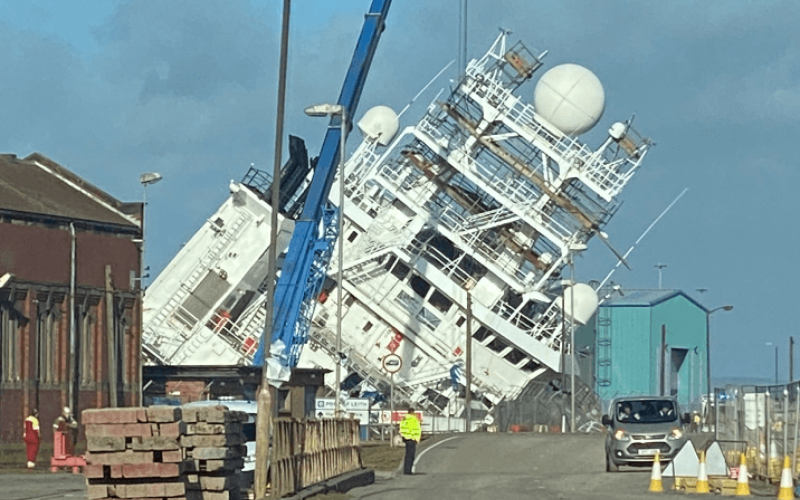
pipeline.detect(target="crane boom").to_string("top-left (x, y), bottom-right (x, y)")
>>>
top-left (254, 0), bottom-right (392, 370)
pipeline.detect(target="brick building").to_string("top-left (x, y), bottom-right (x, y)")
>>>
top-left (0, 153), bottom-right (143, 443)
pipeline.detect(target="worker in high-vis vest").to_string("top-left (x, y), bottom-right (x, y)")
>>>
top-left (399, 407), bottom-right (421, 475)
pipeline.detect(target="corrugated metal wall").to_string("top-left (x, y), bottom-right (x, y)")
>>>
top-left (594, 293), bottom-right (707, 409)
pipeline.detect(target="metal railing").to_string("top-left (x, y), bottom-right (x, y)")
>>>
top-left (712, 382), bottom-right (800, 480)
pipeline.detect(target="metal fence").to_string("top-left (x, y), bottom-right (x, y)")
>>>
top-left (713, 382), bottom-right (800, 480)
top-left (271, 418), bottom-right (363, 498)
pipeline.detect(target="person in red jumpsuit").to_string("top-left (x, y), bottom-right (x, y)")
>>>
top-left (23, 409), bottom-right (40, 469)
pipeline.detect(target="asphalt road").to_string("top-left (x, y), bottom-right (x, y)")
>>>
top-left (349, 432), bottom-right (659, 500)
top-left (0, 472), bottom-right (86, 500)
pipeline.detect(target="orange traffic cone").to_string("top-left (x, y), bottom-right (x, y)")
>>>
top-left (777, 455), bottom-right (793, 500)
top-left (649, 451), bottom-right (663, 493)
top-left (696, 450), bottom-right (710, 494)
top-left (736, 453), bottom-right (750, 496)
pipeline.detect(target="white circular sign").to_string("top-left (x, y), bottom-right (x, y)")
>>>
top-left (382, 354), bottom-right (403, 374)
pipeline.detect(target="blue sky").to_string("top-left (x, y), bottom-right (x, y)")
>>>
top-left (1, 0), bottom-right (798, 382)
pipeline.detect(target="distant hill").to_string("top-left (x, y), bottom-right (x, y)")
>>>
top-left (713, 376), bottom-right (785, 388)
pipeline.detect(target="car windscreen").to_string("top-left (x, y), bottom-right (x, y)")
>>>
top-left (616, 400), bottom-right (677, 424)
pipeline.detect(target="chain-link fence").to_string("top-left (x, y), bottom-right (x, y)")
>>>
top-left (714, 381), bottom-right (800, 480)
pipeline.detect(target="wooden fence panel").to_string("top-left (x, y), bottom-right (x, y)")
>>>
top-left (271, 418), bottom-right (363, 498)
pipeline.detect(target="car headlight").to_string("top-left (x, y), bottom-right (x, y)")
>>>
top-left (614, 429), bottom-right (630, 442)
top-left (668, 428), bottom-right (684, 441)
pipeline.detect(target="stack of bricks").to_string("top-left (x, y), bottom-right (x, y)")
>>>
top-left (180, 406), bottom-right (247, 500)
top-left (83, 406), bottom-right (187, 500)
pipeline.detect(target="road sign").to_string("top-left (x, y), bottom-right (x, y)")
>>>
top-left (382, 353), bottom-right (402, 373)
top-left (315, 398), bottom-right (371, 422)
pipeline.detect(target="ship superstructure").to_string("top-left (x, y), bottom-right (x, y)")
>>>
top-left (142, 31), bottom-right (651, 418)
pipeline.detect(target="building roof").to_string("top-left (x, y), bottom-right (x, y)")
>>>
top-left (601, 288), bottom-right (708, 312)
top-left (0, 153), bottom-right (140, 230)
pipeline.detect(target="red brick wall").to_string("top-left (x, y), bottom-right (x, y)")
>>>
top-left (165, 380), bottom-right (207, 404)
top-left (0, 224), bottom-right (139, 290)
top-left (0, 287), bottom-right (141, 443)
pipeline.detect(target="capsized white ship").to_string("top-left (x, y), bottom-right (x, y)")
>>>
top-left (142, 32), bottom-right (651, 418)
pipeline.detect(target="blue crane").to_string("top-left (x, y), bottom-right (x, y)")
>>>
top-left (254, 0), bottom-right (392, 369)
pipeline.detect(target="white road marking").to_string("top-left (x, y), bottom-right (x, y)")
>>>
top-left (413, 435), bottom-right (461, 473)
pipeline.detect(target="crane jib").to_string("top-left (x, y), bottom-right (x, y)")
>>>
top-left (254, 0), bottom-right (392, 369)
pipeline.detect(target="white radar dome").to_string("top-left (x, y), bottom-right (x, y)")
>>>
top-left (534, 64), bottom-right (605, 136)
top-left (558, 283), bottom-right (599, 325)
top-left (358, 105), bottom-right (399, 146)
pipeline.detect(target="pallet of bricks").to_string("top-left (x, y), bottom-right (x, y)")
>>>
top-left (82, 406), bottom-right (248, 500)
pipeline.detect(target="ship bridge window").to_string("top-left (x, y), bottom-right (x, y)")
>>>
top-left (473, 326), bottom-right (491, 342)
top-left (363, 321), bottom-right (373, 332)
top-left (389, 260), bottom-right (410, 281)
top-left (428, 290), bottom-right (452, 313)
top-left (347, 231), bottom-right (358, 243)
top-left (409, 275), bottom-right (431, 298)
top-left (487, 337), bottom-right (508, 353)
top-left (504, 348), bottom-right (526, 365)
top-left (456, 316), bottom-right (466, 328)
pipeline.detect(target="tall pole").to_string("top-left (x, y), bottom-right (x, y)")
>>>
top-left (465, 291), bottom-right (472, 432)
top-left (255, 0), bottom-right (290, 497)
top-left (390, 372), bottom-right (395, 446)
top-left (791, 336), bottom-right (795, 382)
top-left (775, 345), bottom-right (779, 384)
top-left (660, 324), bottom-right (667, 396)
top-left (335, 107), bottom-right (346, 417)
top-left (705, 311), bottom-right (711, 427)
top-left (458, 0), bottom-right (467, 75)
top-left (569, 254), bottom-right (575, 433)
top-left (655, 263), bottom-right (667, 289)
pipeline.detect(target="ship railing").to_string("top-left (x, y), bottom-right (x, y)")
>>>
top-left (490, 83), bottom-right (636, 199)
top-left (450, 149), bottom-right (575, 244)
top-left (404, 238), bottom-right (475, 291)
top-left (490, 299), bottom-right (537, 333)
top-left (147, 210), bottom-right (252, 339)
top-left (525, 300), bottom-right (566, 351)
top-left (431, 203), bottom-right (534, 284)
top-left (416, 112), bottom-right (577, 247)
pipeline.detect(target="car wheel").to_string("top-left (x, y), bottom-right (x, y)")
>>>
top-left (606, 452), bottom-right (619, 472)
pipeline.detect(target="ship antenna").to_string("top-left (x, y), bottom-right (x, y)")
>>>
top-left (398, 60), bottom-right (455, 119)
top-left (596, 187), bottom-right (688, 291)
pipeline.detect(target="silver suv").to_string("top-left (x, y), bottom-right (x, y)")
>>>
top-left (602, 396), bottom-right (690, 472)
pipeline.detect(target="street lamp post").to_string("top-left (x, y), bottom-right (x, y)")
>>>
top-left (705, 304), bottom-right (733, 430)
top-left (304, 103), bottom-right (347, 417)
top-left (766, 342), bottom-right (779, 384)
top-left (138, 172), bottom-right (163, 289)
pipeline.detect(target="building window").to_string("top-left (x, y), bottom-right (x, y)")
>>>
top-left (1, 306), bottom-right (21, 382)
top-left (80, 312), bottom-right (95, 384)
top-left (38, 310), bottom-right (58, 384)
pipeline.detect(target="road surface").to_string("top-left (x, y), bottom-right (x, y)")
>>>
top-left (350, 432), bottom-right (657, 500)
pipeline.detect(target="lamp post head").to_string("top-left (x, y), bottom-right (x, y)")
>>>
top-left (304, 103), bottom-right (344, 117)
top-left (139, 172), bottom-right (163, 186)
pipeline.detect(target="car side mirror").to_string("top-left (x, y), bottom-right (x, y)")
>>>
top-left (682, 413), bottom-right (691, 424)
top-left (602, 415), bottom-right (611, 426)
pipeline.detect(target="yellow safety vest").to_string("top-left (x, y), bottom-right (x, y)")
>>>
top-left (399, 414), bottom-right (421, 441)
